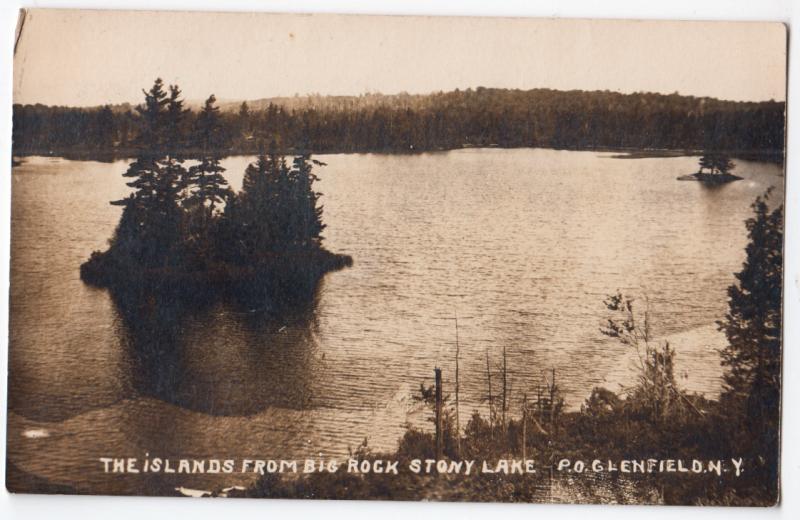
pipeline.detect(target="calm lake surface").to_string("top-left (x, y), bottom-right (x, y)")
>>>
top-left (7, 148), bottom-right (783, 494)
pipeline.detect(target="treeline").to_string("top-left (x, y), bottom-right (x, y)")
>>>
top-left (13, 87), bottom-right (785, 157)
top-left (81, 79), bottom-right (350, 306)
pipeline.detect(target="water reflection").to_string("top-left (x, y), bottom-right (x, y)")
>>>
top-left (110, 283), bottom-right (324, 416)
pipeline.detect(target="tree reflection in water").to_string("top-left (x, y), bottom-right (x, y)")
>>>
top-left (110, 282), bottom-right (325, 416)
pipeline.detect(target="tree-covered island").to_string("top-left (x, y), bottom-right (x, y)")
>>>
top-left (80, 79), bottom-right (352, 307)
top-left (677, 154), bottom-right (744, 184)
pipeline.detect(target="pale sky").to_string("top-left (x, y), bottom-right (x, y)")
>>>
top-left (13, 9), bottom-right (787, 106)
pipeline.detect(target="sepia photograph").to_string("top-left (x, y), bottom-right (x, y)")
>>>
top-left (4, 7), bottom-right (788, 507)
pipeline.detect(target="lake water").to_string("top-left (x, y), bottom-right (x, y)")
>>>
top-left (7, 148), bottom-right (783, 494)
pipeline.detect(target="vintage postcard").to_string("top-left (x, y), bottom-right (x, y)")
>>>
top-left (6, 9), bottom-right (786, 505)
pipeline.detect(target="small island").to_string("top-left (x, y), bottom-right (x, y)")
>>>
top-left (80, 79), bottom-right (352, 309)
top-left (677, 154), bottom-right (743, 184)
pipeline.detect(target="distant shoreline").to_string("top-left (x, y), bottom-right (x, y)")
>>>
top-left (11, 145), bottom-right (785, 165)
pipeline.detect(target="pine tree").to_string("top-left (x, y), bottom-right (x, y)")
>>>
top-left (182, 95), bottom-right (231, 263)
top-left (698, 153), bottom-right (735, 175)
top-left (712, 155), bottom-right (735, 175)
top-left (132, 78), bottom-right (171, 150)
top-left (152, 84), bottom-right (190, 265)
top-left (164, 84), bottom-right (189, 156)
top-left (718, 189), bottom-right (783, 488)
top-left (698, 154), bottom-right (714, 174)
top-left (115, 79), bottom-right (169, 207)
top-left (109, 80), bottom-right (168, 265)
top-left (109, 79), bottom-right (187, 267)
top-left (187, 95), bottom-right (229, 214)
top-left (239, 101), bottom-right (251, 137)
top-left (289, 153), bottom-right (326, 249)
top-left (160, 83), bottom-right (190, 197)
top-left (236, 146), bottom-right (284, 257)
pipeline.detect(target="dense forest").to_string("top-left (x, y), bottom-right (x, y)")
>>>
top-left (80, 79), bottom-right (351, 307)
top-left (13, 87), bottom-right (785, 158)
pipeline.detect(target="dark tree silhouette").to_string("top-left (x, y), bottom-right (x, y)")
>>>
top-left (165, 84), bottom-right (189, 155)
top-left (698, 154), bottom-right (735, 175)
top-left (230, 150), bottom-right (281, 261)
top-left (718, 189), bottom-right (783, 495)
top-left (288, 153), bottom-right (326, 249)
top-left (110, 79), bottom-right (172, 267)
top-left (187, 95), bottom-right (230, 214)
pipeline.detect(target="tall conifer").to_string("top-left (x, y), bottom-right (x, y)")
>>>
top-left (187, 95), bottom-right (230, 214)
top-left (718, 190), bottom-right (783, 490)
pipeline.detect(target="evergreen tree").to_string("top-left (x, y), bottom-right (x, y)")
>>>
top-left (109, 79), bottom-right (186, 267)
top-left (160, 83), bottom-right (190, 200)
top-left (236, 146), bottom-right (285, 257)
top-left (698, 153), bottom-right (735, 175)
top-left (288, 153), bottom-right (326, 248)
top-left (93, 105), bottom-right (115, 149)
top-left (165, 84), bottom-right (189, 156)
top-left (232, 141), bottom-right (326, 259)
top-left (136, 78), bottom-right (169, 149)
top-left (153, 84), bottom-right (190, 265)
top-left (239, 101), bottom-right (252, 137)
top-left (121, 79), bottom-right (170, 202)
top-left (712, 155), bottom-right (735, 175)
top-left (184, 95), bottom-right (231, 263)
top-left (110, 80), bottom-right (169, 266)
top-left (718, 189), bottom-right (783, 489)
top-left (698, 154), bottom-right (715, 174)
top-left (187, 95), bottom-right (230, 214)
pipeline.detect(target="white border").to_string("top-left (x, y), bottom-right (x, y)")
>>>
top-left (0, 1), bottom-right (796, 519)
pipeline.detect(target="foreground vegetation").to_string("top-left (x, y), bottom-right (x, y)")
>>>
top-left (226, 191), bottom-right (782, 505)
top-left (80, 79), bottom-right (351, 308)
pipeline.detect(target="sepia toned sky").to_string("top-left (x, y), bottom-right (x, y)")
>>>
top-left (13, 9), bottom-right (787, 106)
